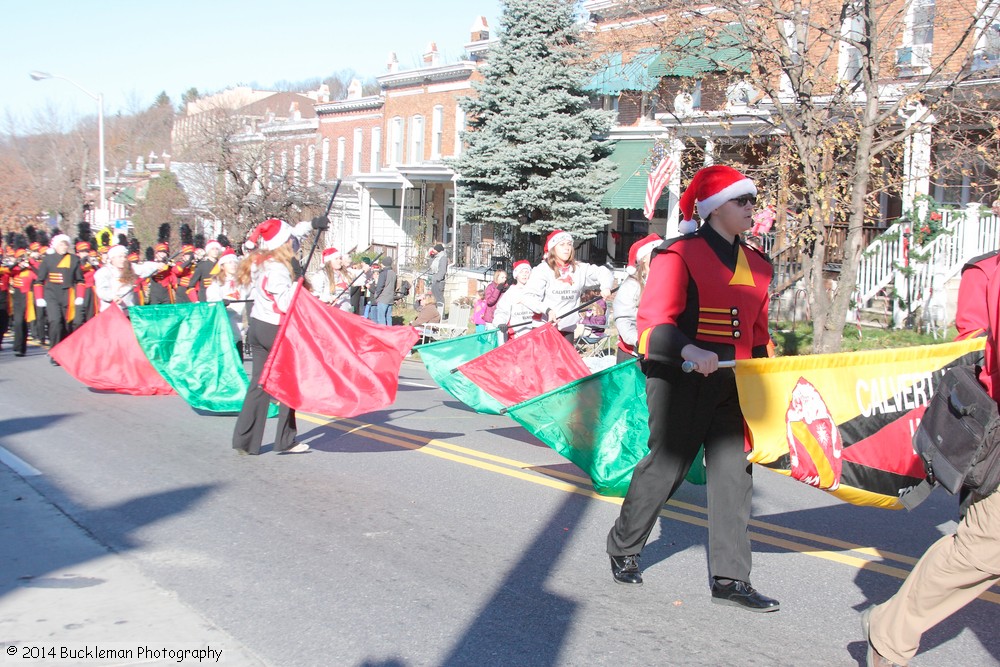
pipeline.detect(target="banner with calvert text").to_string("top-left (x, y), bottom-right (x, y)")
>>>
top-left (735, 338), bottom-right (986, 509)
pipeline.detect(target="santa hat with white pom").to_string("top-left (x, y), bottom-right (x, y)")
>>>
top-left (678, 165), bottom-right (757, 235)
top-left (625, 234), bottom-right (663, 275)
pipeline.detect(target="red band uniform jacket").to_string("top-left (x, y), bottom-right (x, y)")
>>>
top-left (637, 225), bottom-right (772, 364)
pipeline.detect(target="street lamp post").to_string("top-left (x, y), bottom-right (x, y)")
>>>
top-left (30, 71), bottom-right (106, 225)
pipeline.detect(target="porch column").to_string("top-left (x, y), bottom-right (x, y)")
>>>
top-left (665, 137), bottom-right (684, 238)
top-left (900, 103), bottom-right (936, 215)
top-left (452, 178), bottom-right (459, 266)
top-left (703, 138), bottom-right (715, 167)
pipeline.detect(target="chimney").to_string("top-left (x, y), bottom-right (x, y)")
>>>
top-left (387, 52), bottom-right (399, 73)
top-left (347, 79), bottom-right (363, 100)
top-left (470, 16), bottom-right (489, 42)
top-left (317, 83), bottom-right (330, 103)
top-left (423, 41), bottom-right (440, 66)
top-left (162, 152), bottom-right (172, 171)
top-left (290, 101), bottom-right (301, 121)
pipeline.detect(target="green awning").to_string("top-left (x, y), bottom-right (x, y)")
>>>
top-left (601, 140), bottom-right (670, 210)
top-left (585, 48), bottom-right (661, 95)
top-left (113, 186), bottom-right (137, 206)
top-left (648, 25), bottom-right (750, 78)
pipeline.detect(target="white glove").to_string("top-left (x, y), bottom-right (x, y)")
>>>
top-left (35, 298), bottom-right (47, 308)
top-left (291, 219), bottom-right (313, 238)
top-left (75, 297), bottom-right (84, 305)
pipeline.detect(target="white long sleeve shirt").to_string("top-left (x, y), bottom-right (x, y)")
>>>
top-left (613, 276), bottom-right (641, 349)
top-left (492, 283), bottom-right (539, 340)
top-left (248, 259), bottom-right (298, 325)
top-left (94, 262), bottom-right (163, 312)
top-left (521, 261), bottom-right (613, 333)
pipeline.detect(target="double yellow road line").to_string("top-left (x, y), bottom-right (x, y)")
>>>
top-left (300, 412), bottom-right (999, 605)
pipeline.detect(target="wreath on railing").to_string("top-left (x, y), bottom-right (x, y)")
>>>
top-left (906, 194), bottom-right (952, 246)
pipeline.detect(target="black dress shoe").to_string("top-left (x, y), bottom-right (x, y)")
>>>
top-left (15, 352), bottom-right (26, 357)
top-left (711, 579), bottom-right (780, 612)
top-left (610, 554), bottom-right (642, 585)
top-left (50, 358), bottom-right (60, 366)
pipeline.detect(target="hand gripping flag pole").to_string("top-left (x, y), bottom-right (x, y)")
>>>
top-left (504, 284), bottom-right (621, 333)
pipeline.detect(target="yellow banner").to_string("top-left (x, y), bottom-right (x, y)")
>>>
top-left (734, 337), bottom-right (986, 508)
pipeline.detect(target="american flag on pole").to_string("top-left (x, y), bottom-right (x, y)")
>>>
top-left (643, 141), bottom-right (678, 220)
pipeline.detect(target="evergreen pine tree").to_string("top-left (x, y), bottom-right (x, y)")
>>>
top-left (451, 0), bottom-right (616, 248)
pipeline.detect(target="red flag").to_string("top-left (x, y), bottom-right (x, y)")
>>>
top-left (644, 142), bottom-right (678, 220)
top-left (456, 323), bottom-right (591, 407)
top-left (259, 283), bottom-right (419, 417)
top-left (49, 306), bottom-right (176, 395)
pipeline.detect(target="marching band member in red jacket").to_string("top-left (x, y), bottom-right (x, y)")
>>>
top-left (606, 165), bottom-right (779, 613)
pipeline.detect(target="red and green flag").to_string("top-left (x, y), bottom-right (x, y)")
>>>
top-left (414, 330), bottom-right (507, 414)
top-left (50, 306), bottom-right (175, 396)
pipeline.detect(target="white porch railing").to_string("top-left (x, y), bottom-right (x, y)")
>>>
top-left (853, 203), bottom-right (999, 324)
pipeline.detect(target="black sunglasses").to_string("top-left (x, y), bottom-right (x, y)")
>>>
top-left (730, 195), bottom-right (757, 207)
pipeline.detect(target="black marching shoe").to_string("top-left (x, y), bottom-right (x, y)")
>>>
top-left (711, 579), bottom-right (780, 612)
top-left (609, 554), bottom-right (642, 585)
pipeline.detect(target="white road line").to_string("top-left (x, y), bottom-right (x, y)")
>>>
top-left (0, 446), bottom-right (42, 477)
top-left (398, 381), bottom-right (435, 388)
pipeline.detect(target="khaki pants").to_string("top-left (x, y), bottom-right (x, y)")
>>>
top-left (869, 491), bottom-right (1000, 665)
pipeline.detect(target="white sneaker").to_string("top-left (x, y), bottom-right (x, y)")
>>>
top-left (283, 443), bottom-right (310, 454)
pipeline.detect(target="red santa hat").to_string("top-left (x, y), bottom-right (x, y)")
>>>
top-left (322, 247), bottom-right (345, 263)
top-left (51, 234), bottom-right (71, 249)
top-left (216, 248), bottom-right (239, 266)
top-left (511, 259), bottom-right (532, 279)
top-left (204, 239), bottom-right (223, 253)
top-left (678, 165), bottom-right (757, 235)
top-left (625, 234), bottom-right (663, 275)
top-left (543, 230), bottom-right (573, 257)
top-left (246, 218), bottom-right (291, 251)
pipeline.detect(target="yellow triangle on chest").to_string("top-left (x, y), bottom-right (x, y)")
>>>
top-left (57, 254), bottom-right (71, 269)
top-left (729, 247), bottom-right (756, 287)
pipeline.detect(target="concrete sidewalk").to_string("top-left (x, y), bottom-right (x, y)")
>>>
top-left (0, 456), bottom-right (269, 667)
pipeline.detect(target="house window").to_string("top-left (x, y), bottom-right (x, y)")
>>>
top-left (371, 127), bottom-right (382, 172)
top-left (911, 0), bottom-right (935, 45)
top-left (898, 0), bottom-right (935, 70)
top-left (431, 105), bottom-right (444, 159)
top-left (640, 93), bottom-right (658, 120)
top-left (353, 128), bottom-right (363, 175)
top-left (454, 105), bottom-right (465, 157)
top-left (408, 115), bottom-right (424, 164)
top-left (390, 117), bottom-right (404, 165)
top-left (783, 16), bottom-right (806, 65)
top-left (839, 3), bottom-right (865, 84)
top-left (307, 145), bottom-right (315, 186)
top-left (321, 138), bottom-right (330, 181)
top-left (293, 145), bottom-right (301, 186)
top-left (336, 137), bottom-right (346, 179)
top-left (974, 0), bottom-right (1000, 71)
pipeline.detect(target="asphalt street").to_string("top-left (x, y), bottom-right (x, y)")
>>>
top-left (0, 339), bottom-right (997, 666)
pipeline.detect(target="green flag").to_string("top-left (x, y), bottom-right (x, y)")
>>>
top-left (129, 302), bottom-right (251, 413)
top-left (415, 330), bottom-right (507, 414)
top-left (507, 359), bottom-right (705, 495)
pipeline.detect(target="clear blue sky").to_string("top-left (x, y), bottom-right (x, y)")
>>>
top-left (2, 0), bottom-right (501, 131)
